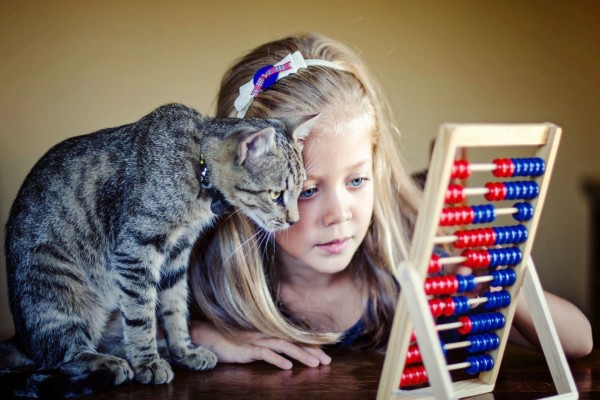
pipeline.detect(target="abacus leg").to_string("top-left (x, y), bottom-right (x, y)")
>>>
top-left (522, 260), bottom-right (578, 399)
top-left (400, 265), bottom-right (456, 399)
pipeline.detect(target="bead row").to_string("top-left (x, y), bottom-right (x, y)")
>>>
top-left (445, 181), bottom-right (540, 204)
top-left (400, 355), bottom-right (494, 387)
top-left (450, 158), bottom-right (545, 180)
top-left (439, 203), bottom-right (534, 226)
top-left (434, 225), bottom-right (529, 248)
top-left (461, 248), bottom-right (522, 268)
top-left (405, 334), bottom-right (500, 367)
top-left (424, 269), bottom-right (517, 295)
top-left (428, 290), bottom-right (511, 317)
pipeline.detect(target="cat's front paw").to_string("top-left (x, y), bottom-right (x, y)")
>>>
top-left (133, 358), bottom-right (174, 384)
top-left (172, 345), bottom-right (218, 371)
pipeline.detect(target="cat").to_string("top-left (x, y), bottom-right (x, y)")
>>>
top-left (0, 103), bottom-right (315, 398)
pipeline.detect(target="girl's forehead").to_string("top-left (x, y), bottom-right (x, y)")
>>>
top-left (302, 119), bottom-right (374, 171)
top-left (314, 106), bottom-right (375, 136)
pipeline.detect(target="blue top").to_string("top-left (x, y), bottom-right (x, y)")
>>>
top-left (336, 318), bottom-right (367, 348)
top-left (331, 247), bottom-right (454, 349)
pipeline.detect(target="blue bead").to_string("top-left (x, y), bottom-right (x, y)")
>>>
top-left (511, 158), bottom-right (545, 177)
top-left (456, 275), bottom-right (474, 292)
top-left (514, 225), bottom-right (529, 243)
top-left (454, 296), bottom-right (471, 314)
top-left (490, 269), bottom-right (517, 286)
top-left (477, 313), bottom-right (505, 332)
top-left (489, 248), bottom-right (520, 267)
top-left (513, 202), bottom-right (534, 221)
top-left (521, 181), bottom-right (539, 199)
top-left (439, 340), bottom-right (448, 356)
top-left (473, 204), bottom-right (496, 223)
top-left (534, 158), bottom-right (546, 175)
top-left (503, 181), bottom-right (540, 200)
top-left (494, 226), bottom-right (506, 244)
top-left (483, 290), bottom-right (511, 310)
top-left (507, 248), bottom-right (523, 265)
top-left (466, 333), bottom-right (500, 353)
top-left (465, 355), bottom-right (494, 374)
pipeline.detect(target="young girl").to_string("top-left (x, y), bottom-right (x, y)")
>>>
top-left (188, 33), bottom-right (592, 370)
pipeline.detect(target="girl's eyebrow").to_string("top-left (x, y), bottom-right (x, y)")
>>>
top-left (305, 158), bottom-right (373, 180)
top-left (346, 158), bottom-right (373, 171)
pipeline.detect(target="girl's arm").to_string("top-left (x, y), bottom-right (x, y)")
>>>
top-left (510, 290), bottom-right (593, 359)
top-left (189, 320), bottom-right (331, 369)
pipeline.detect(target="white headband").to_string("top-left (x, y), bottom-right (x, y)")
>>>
top-left (233, 51), bottom-right (346, 118)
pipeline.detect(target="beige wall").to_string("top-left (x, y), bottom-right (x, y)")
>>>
top-left (1, 0), bottom-right (599, 339)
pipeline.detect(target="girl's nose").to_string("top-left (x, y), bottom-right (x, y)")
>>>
top-left (322, 190), bottom-right (352, 226)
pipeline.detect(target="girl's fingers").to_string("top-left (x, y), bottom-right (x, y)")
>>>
top-left (249, 346), bottom-right (293, 369)
top-left (257, 338), bottom-right (322, 368)
top-left (301, 345), bottom-right (332, 365)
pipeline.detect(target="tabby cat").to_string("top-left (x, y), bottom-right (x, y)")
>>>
top-left (0, 103), bottom-right (314, 398)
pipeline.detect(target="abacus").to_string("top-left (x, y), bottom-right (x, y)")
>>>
top-left (377, 123), bottom-right (578, 400)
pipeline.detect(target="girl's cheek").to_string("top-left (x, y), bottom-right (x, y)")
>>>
top-left (297, 199), bottom-right (315, 218)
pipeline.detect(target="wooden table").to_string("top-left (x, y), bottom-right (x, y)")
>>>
top-left (84, 345), bottom-right (598, 400)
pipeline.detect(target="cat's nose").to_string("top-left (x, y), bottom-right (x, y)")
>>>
top-left (287, 209), bottom-right (299, 226)
top-left (287, 218), bottom-right (297, 226)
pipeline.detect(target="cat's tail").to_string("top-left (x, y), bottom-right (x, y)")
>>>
top-left (0, 369), bottom-right (115, 399)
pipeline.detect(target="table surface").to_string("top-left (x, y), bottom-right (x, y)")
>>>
top-left (78, 344), bottom-right (599, 400)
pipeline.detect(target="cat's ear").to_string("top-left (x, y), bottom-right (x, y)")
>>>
top-left (281, 114), bottom-right (320, 142)
top-left (236, 127), bottom-right (276, 165)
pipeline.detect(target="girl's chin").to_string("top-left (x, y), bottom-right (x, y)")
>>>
top-left (308, 255), bottom-right (355, 275)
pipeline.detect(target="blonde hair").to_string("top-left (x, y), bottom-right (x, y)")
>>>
top-left (190, 33), bottom-right (422, 348)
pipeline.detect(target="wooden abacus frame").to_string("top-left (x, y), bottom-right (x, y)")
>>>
top-left (377, 123), bottom-right (578, 400)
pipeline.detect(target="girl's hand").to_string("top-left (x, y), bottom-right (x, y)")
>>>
top-left (510, 290), bottom-right (593, 359)
top-left (189, 320), bottom-right (331, 370)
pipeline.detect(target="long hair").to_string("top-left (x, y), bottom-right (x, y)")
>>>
top-left (190, 33), bottom-right (422, 348)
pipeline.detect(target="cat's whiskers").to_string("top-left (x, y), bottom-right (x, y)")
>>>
top-left (224, 229), bottom-right (262, 265)
top-left (302, 142), bottom-right (318, 175)
top-left (254, 228), bottom-right (274, 259)
top-left (303, 159), bottom-right (316, 176)
top-left (257, 229), bottom-right (274, 260)
top-left (220, 207), bottom-right (277, 263)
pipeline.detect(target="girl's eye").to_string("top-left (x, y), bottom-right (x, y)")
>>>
top-left (349, 178), bottom-right (364, 187)
top-left (299, 188), bottom-right (317, 199)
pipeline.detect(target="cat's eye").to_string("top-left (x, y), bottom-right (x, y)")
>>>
top-left (270, 191), bottom-right (283, 203)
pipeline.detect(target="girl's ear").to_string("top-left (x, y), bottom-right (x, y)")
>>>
top-left (236, 127), bottom-right (276, 165)
top-left (280, 114), bottom-right (320, 142)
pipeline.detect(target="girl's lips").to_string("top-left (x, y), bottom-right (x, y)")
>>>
top-left (316, 238), bottom-right (350, 255)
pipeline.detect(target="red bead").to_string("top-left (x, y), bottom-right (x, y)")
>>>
top-left (445, 184), bottom-right (465, 204)
top-left (429, 298), bottom-right (444, 317)
top-left (484, 182), bottom-right (507, 201)
top-left (440, 206), bottom-right (475, 226)
top-left (400, 365), bottom-right (428, 387)
top-left (458, 316), bottom-right (473, 334)
top-left (428, 254), bottom-right (441, 274)
top-left (493, 158), bottom-right (515, 177)
top-left (451, 160), bottom-right (471, 179)
top-left (443, 297), bottom-right (456, 316)
top-left (455, 231), bottom-right (471, 248)
top-left (405, 344), bottom-right (422, 365)
top-left (455, 228), bottom-right (496, 248)
top-left (424, 276), bottom-right (459, 295)
top-left (462, 249), bottom-right (491, 268)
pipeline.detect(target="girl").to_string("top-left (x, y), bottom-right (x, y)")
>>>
top-left (188, 33), bottom-right (592, 370)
